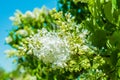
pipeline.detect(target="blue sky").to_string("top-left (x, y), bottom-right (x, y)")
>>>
top-left (0, 0), bottom-right (57, 72)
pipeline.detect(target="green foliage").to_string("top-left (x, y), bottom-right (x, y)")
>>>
top-left (0, 68), bottom-right (9, 80)
top-left (58, 0), bottom-right (90, 23)
top-left (4, 0), bottom-right (120, 80)
top-left (0, 67), bottom-right (23, 80)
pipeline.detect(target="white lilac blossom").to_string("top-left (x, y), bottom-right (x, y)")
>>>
top-left (9, 6), bottom-right (49, 26)
top-left (79, 29), bottom-right (88, 39)
top-left (5, 49), bottom-right (18, 57)
top-left (22, 11), bottom-right (35, 18)
top-left (5, 36), bottom-right (13, 43)
top-left (9, 10), bottom-right (22, 25)
top-left (16, 29), bottom-right (28, 37)
top-left (27, 28), bottom-right (70, 68)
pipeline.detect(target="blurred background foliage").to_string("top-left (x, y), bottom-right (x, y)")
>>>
top-left (3, 0), bottom-right (120, 80)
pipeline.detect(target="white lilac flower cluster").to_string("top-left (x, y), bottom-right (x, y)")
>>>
top-left (16, 29), bottom-right (28, 37)
top-left (9, 6), bottom-right (48, 25)
top-left (27, 28), bottom-right (70, 68)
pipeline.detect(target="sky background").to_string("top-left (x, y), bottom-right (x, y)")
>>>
top-left (0, 0), bottom-right (57, 72)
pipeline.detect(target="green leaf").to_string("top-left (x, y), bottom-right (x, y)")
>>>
top-left (110, 50), bottom-right (118, 66)
top-left (110, 31), bottom-right (120, 48)
top-left (118, 68), bottom-right (120, 78)
top-left (104, 2), bottom-right (113, 23)
top-left (90, 29), bottom-right (107, 48)
top-left (111, 0), bottom-right (117, 10)
top-left (117, 0), bottom-right (120, 9)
